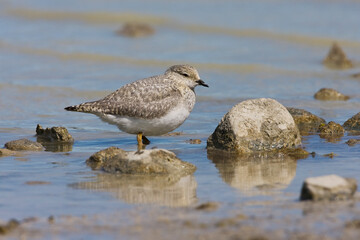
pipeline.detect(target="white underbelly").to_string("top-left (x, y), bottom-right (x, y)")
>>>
top-left (98, 105), bottom-right (191, 136)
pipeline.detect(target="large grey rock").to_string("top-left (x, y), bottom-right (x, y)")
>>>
top-left (286, 107), bottom-right (326, 135)
top-left (207, 98), bottom-right (301, 154)
top-left (343, 112), bottom-right (360, 131)
top-left (300, 175), bottom-right (357, 201)
top-left (4, 139), bottom-right (43, 151)
top-left (86, 147), bottom-right (196, 176)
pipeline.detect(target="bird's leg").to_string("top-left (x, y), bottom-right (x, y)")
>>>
top-left (137, 132), bottom-right (144, 152)
top-left (142, 135), bottom-right (150, 145)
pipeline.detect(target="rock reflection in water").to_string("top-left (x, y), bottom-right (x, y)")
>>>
top-left (71, 173), bottom-right (197, 207)
top-left (208, 150), bottom-right (297, 195)
top-left (36, 138), bottom-right (73, 152)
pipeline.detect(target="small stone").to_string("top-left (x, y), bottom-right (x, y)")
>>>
top-left (36, 124), bottom-right (73, 142)
top-left (343, 112), bottom-right (360, 131)
top-left (87, 147), bottom-right (196, 176)
top-left (286, 107), bottom-right (326, 135)
top-left (0, 219), bottom-right (20, 235)
top-left (300, 174), bottom-right (357, 201)
top-left (187, 139), bottom-right (202, 144)
top-left (351, 73), bottom-right (360, 78)
top-left (323, 42), bottom-right (353, 69)
top-left (195, 202), bottom-right (219, 211)
top-left (323, 152), bottom-right (337, 158)
top-left (25, 181), bottom-right (51, 185)
top-left (116, 22), bottom-right (155, 38)
top-left (314, 88), bottom-right (349, 101)
top-left (346, 139), bottom-right (360, 146)
top-left (345, 219), bottom-right (360, 229)
top-left (5, 139), bottom-right (43, 151)
top-left (207, 98), bottom-right (301, 154)
top-left (319, 121), bottom-right (344, 139)
top-left (48, 215), bottom-right (55, 224)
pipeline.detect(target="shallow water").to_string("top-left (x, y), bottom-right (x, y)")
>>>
top-left (1, 0), bottom-right (360, 238)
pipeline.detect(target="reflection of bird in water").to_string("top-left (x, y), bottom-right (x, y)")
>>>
top-left (65, 65), bottom-right (208, 150)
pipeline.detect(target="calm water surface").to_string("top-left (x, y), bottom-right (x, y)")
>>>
top-left (1, 0), bottom-right (360, 226)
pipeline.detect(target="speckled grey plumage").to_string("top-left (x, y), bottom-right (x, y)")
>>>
top-left (65, 65), bottom-right (208, 120)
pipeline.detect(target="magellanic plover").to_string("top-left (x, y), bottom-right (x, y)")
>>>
top-left (65, 65), bottom-right (208, 150)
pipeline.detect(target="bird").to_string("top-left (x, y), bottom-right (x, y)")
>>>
top-left (65, 64), bottom-right (208, 150)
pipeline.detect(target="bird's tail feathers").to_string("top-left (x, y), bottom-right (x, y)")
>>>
top-left (64, 102), bottom-right (97, 113)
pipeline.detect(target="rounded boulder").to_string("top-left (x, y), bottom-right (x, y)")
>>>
top-left (207, 98), bottom-right (301, 154)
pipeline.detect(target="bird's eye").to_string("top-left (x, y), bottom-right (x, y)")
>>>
top-left (181, 72), bottom-right (190, 77)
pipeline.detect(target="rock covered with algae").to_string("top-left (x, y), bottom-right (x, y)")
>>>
top-left (86, 147), bottom-right (196, 176)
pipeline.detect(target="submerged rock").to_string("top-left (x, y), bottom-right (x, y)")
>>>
top-left (319, 121), bottom-right (345, 139)
top-left (323, 42), bottom-right (353, 69)
top-left (343, 112), bottom-right (360, 131)
top-left (0, 148), bottom-right (16, 157)
top-left (346, 139), bottom-right (360, 146)
top-left (207, 98), bottom-right (301, 154)
top-left (300, 175), bottom-right (357, 201)
top-left (86, 147), bottom-right (196, 176)
top-left (4, 139), bottom-right (43, 151)
top-left (116, 22), bottom-right (155, 37)
top-left (314, 88), bottom-right (349, 101)
top-left (286, 107), bottom-right (326, 135)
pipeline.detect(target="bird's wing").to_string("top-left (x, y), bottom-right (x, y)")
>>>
top-left (86, 76), bottom-right (184, 119)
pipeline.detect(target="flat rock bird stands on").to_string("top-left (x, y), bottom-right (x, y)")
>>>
top-left (65, 65), bottom-right (208, 150)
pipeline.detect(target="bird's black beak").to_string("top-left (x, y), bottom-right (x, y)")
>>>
top-left (196, 79), bottom-right (209, 87)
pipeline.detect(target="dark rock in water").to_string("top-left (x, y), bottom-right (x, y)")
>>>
top-left (346, 139), bottom-right (360, 146)
top-left (319, 121), bottom-right (344, 139)
top-left (0, 219), bottom-right (20, 235)
top-left (36, 124), bottom-right (73, 152)
top-left (207, 98), bottom-right (301, 154)
top-left (314, 88), bottom-right (349, 101)
top-left (116, 22), bottom-right (155, 37)
top-left (186, 139), bottom-right (202, 144)
top-left (286, 107), bottom-right (326, 135)
top-left (86, 147), bottom-right (196, 176)
top-left (4, 139), bottom-right (43, 151)
top-left (300, 175), bottom-right (357, 201)
top-left (323, 152), bottom-right (337, 158)
top-left (195, 202), bottom-right (219, 212)
top-left (351, 73), bottom-right (360, 78)
top-left (323, 42), bottom-right (353, 69)
top-left (36, 124), bottom-right (73, 142)
top-left (345, 219), bottom-right (360, 229)
top-left (343, 112), bottom-right (360, 131)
